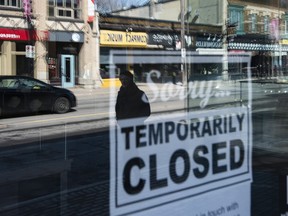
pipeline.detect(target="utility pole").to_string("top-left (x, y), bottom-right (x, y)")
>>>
top-left (222, 0), bottom-right (229, 81)
top-left (180, 0), bottom-right (187, 86)
top-left (92, 0), bottom-right (102, 88)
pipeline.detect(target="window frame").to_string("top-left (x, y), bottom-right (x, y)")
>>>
top-left (251, 13), bottom-right (257, 33)
top-left (264, 15), bottom-right (270, 33)
top-left (48, 0), bottom-right (82, 20)
top-left (0, 0), bottom-right (22, 8)
top-left (229, 5), bottom-right (245, 34)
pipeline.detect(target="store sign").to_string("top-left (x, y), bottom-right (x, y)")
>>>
top-left (148, 33), bottom-right (193, 49)
top-left (0, 28), bottom-right (48, 41)
top-left (196, 40), bottom-right (222, 48)
top-left (148, 33), bottom-right (179, 48)
top-left (280, 39), bottom-right (288, 45)
top-left (100, 30), bottom-right (147, 47)
top-left (0, 28), bottom-right (28, 40)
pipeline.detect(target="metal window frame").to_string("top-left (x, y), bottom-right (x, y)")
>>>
top-left (0, 0), bottom-right (21, 8)
top-left (229, 5), bottom-right (244, 34)
top-left (49, 0), bottom-right (81, 19)
top-left (264, 15), bottom-right (270, 33)
top-left (54, 7), bottom-right (74, 18)
top-left (52, 0), bottom-right (79, 9)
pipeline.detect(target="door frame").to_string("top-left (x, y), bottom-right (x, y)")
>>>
top-left (61, 55), bottom-right (75, 88)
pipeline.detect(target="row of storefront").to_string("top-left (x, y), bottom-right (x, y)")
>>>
top-left (0, 27), bottom-right (84, 88)
top-left (1, 16), bottom-right (288, 87)
top-left (99, 29), bottom-right (288, 83)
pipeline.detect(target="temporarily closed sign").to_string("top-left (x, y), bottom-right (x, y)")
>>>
top-left (110, 107), bottom-right (252, 215)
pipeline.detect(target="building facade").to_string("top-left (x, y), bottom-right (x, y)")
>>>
top-left (1, 0), bottom-right (288, 87)
top-left (114, 0), bottom-right (288, 79)
top-left (0, 0), bottom-right (221, 87)
top-left (0, 0), bottom-right (101, 88)
top-left (99, 14), bottom-right (221, 82)
top-left (189, 0), bottom-right (288, 77)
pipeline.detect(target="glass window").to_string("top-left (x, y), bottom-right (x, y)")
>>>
top-left (48, 0), bottom-right (81, 19)
top-left (0, 78), bottom-right (16, 88)
top-left (229, 5), bottom-right (244, 34)
top-left (251, 13), bottom-right (257, 32)
top-left (0, 78), bottom-right (20, 89)
top-left (264, 15), bottom-right (270, 33)
top-left (0, 0), bottom-right (21, 8)
top-left (3, 1), bottom-right (288, 216)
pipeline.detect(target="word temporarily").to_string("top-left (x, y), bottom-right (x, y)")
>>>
top-left (121, 113), bottom-right (245, 150)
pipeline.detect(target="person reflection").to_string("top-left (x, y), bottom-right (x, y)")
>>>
top-left (115, 70), bottom-right (151, 124)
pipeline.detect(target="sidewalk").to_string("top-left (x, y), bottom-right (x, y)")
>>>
top-left (67, 82), bottom-right (168, 98)
top-left (0, 124), bottom-right (7, 129)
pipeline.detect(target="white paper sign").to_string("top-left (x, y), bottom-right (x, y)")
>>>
top-left (25, 45), bottom-right (35, 58)
top-left (110, 107), bottom-right (252, 215)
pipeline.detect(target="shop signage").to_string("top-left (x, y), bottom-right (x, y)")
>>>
top-left (0, 28), bottom-right (48, 41)
top-left (0, 28), bottom-right (29, 40)
top-left (148, 33), bottom-right (193, 49)
top-left (148, 33), bottom-right (179, 48)
top-left (100, 30), bottom-right (147, 47)
top-left (280, 39), bottom-right (288, 45)
top-left (196, 40), bottom-right (222, 48)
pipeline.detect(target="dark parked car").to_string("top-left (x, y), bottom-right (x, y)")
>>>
top-left (0, 75), bottom-right (77, 117)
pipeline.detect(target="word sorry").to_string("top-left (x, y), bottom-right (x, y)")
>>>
top-left (146, 70), bottom-right (231, 108)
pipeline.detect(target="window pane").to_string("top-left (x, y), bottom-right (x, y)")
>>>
top-left (4, 1), bottom-right (288, 216)
top-left (57, 0), bottom-right (63, 7)
top-left (49, 0), bottom-right (81, 19)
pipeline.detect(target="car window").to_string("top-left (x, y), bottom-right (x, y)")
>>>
top-left (0, 78), bottom-right (20, 89)
top-left (19, 78), bottom-right (49, 90)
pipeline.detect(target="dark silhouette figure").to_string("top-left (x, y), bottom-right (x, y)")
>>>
top-left (172, 71), bottom-right (176, 84)
top-left (115, 70), bottom-right (151, 121)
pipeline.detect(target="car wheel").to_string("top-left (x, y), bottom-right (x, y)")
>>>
top-left (53, 97), bottom-right (71, 114)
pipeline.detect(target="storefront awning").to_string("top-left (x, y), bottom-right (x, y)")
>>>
top-left (0, 28), bottom-right (48, 41)
top-left (228, 42), bottom-right (288, 51)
